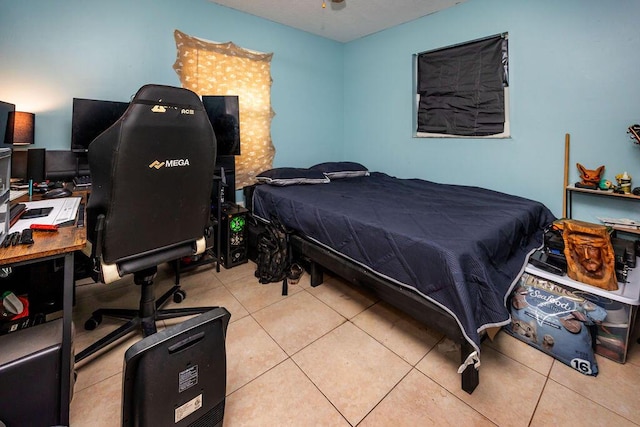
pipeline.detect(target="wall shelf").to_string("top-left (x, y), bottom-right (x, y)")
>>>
top-left (565, 185), bottom-right (640, 235)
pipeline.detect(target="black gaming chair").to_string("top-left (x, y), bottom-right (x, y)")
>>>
top-left (75, 84), bottom-right (217, 363)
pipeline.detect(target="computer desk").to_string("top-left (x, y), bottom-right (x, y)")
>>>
top-left (0, 191), bottom-right (86, 426)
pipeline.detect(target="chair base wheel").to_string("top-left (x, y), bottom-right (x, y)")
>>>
top-left (173, 289), bottom-right (186, 303)
top-left (84, 314), bottom-right (102, 331)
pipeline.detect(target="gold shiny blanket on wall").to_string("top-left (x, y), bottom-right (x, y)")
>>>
top-left (173, 29), bottom-right (275, 189)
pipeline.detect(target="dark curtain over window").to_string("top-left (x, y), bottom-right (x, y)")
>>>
top-left (417, 35), bottom-right (508, 136)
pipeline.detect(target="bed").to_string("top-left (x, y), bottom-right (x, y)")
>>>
top-left (248, 164), bottom-right (556, 393)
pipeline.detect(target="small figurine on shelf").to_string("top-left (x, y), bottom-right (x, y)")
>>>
top-left (598, 178), bottom-right (613, 191)
top-left (576, 163), bottom-right (604, 189)
top-left (615, 171), bottom-right (632, 194)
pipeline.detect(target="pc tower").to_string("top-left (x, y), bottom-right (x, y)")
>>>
top-left (0, 319), bottom-right (74, 426)
top-left (218, 202), bottom-right (248, 269)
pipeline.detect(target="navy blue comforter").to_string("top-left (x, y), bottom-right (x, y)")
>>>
top-left (252, 172), bottom-right (556, 351)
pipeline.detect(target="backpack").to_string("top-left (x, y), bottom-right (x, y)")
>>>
top-left (255, 218), bottom-right (291, 285)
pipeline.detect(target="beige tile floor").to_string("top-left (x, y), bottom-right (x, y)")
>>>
top-left (70, 261), bottom-right (640, 426)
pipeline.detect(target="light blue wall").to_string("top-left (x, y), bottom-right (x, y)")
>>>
top-left (344, 0), bottom-right (640, 219)
top-left (2, 0), bottom-right (640, 220)
top-left (0, 0), bottom-right (344, 168)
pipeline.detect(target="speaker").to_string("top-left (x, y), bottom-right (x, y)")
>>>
top-left (10, 149), bottom-right (27, 180)
top-left (218, 202), bottom-right (248, 269)
top-left (26, 148), bottom-right (46, 183)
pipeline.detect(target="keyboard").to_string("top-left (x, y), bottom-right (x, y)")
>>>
top-left (73, 176), bottom-right (92, 187)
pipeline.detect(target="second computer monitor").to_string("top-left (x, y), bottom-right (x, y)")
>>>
top-left (202, 96), bottom-right (240, 157)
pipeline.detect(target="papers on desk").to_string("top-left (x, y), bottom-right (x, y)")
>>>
top-left (9, 190), bottom-right (28, 201)
top-left (10, 197), bottom-right (82, 233)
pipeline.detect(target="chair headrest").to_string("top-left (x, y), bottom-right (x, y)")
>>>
top-left (131, 84), bottom-right (204, 108)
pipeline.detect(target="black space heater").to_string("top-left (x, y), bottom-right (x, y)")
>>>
top-left (122, 307), bottom-right (231, 427)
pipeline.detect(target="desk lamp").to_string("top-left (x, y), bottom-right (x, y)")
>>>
top-left (5, 111), bottom-right (35, 146)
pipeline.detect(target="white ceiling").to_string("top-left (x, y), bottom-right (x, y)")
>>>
top-left (208, 0), bottom-right (467, 43)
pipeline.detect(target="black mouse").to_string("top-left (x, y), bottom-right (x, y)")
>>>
top-left (43, 188), bottom-right (72, 199)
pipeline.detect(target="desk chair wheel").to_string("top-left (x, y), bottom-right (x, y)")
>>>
top-left (84, 314), bottom-right (103, 331)
top-left (173, 289), bottom-right (186, 303)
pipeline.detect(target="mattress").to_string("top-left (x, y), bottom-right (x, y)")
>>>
top-left (252, 172), bottom-right (556, 351)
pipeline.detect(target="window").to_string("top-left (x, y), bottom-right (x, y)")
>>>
top-left (173, 30), bottom-right (275, 188)
top-left (415, 33), bottom-right (509, 138)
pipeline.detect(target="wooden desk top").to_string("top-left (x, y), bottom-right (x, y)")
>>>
top-left (0, 191), bottom-right (87, 266)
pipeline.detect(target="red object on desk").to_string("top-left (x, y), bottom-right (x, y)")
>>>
top-left (30, 224), bottom-right (59, 232)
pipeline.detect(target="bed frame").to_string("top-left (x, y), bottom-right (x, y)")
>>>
top-left (244, 186), bottom-right (480, 394)
top-left (288, 234), bottom-right (480, 394)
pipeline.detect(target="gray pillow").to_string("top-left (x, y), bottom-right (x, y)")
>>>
top-left (310, 161), bottom-right (369, 179)
top-left (256, 167), bottom-right (330, 186)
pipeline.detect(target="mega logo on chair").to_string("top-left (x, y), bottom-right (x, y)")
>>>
top-left (148, 158), bottom-right (191, 169)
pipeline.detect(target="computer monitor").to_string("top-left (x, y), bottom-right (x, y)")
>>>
top-left (46, 150), bottom-right (90, 181)
top-left (122, 307), bottom-right (230, 427)
top-left (202, 96), bottom-right (240, 156)
top-left (71, 98), bottom-right (129, 153)
top-left (0, 100), bottom-right (16, 147)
